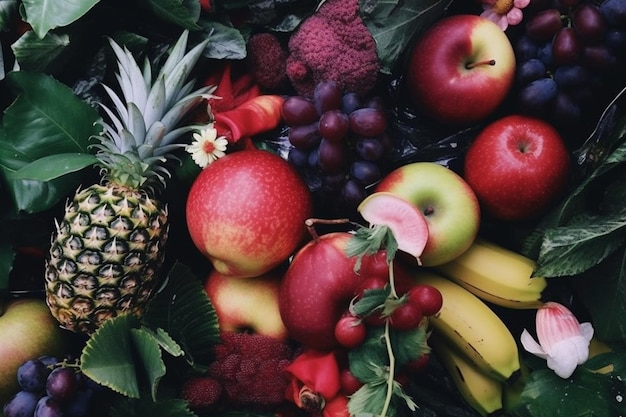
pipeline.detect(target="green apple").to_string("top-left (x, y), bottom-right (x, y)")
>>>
top-left (0, 298), bottom-right (69, 404)
top-left (204, 268), bottom-right (289, 341)
top-left (375, 162), bottom-right (480, 267)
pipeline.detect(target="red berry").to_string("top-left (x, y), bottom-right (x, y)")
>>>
top-left (407, 284), bottom-right (443, 316)
top-left (354, 275), bottom-right (388, 299)
top-left (389, 300), bottom-right (423, 331)
top-left (404, 353), bottom-right (430, 374)
top-left (334, 316), bottom-right (367, 348)
top-left (339, 368), bottom-right (363, 395)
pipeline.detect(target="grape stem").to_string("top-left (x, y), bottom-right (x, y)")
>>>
top-left (465, 59), bottom-right (496, 69)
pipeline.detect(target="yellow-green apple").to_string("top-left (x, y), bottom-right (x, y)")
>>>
top-left (375, 162), bottom-right (480, 267)
top-left (279, 232), bottom-right (414, 349)
top-left (0, 298), bottom-right (68, 404)
top-left (186, 149), bottom-right (314, 278)
top-left (204, 268), bottom-right (289, 341)
top-left (463, 115), bottom-right (571, 222)
top-left (406, 14), bottom-right (516, 125)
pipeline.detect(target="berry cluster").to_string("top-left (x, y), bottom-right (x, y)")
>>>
top-left (3, 357), bottom-right (97, 417)
top-left (282, 80), bottom-right (394, 217)
top-left (512, 0), bottom-right (626, 142)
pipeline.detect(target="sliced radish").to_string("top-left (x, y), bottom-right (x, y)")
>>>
top-left (358, 192), bottom-right (429, 261)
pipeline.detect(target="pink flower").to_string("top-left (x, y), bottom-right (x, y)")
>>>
top-left (480, 0), bottom-right (530, 30)
top-left (521, 302), bottom-right (594, 379)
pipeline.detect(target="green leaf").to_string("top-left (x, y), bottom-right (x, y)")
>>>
top-left (345, 225), bottom-right (398, 271)
top-left (0, 241), bottom-right (15, 292)
top-left (142, 262), bottom-right (220, 369)
top-left (198, 20), bottom-right (246, 60)
top-left (9, 153), bottom-right (97, 181)
top-left (80, 314), bottom-right (142, 398)
top-left (130, 327), bottom-right (167, 402)
top-left (359, 0), bottom-right (453, 74)
top-left (0, 0), bottom-right (18, 32)
top-left (21, 0), bottom-right (100, 38)
top-left (135, 0), bottom-right (201, 30)
top-left (349, 327), bottom-right (389, 383)
top-left (352, 287), bottom-right (389, 317)
top-left (11, 30), bottom-right (70, 72)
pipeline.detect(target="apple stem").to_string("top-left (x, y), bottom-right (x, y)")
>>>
top-left (465, 59), bottom-right (496, 69)
top-left (304, 218), bottom-right (351, 243)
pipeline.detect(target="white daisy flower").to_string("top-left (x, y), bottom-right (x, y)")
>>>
top-left (186, 124), bottom-right (228, 168)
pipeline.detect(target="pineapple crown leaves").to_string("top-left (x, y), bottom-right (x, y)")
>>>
top-left (92, 29), bottom-right (218, 190)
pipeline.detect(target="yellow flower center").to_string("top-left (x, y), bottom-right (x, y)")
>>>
top-left (493, 0), bottom-right (514, 14)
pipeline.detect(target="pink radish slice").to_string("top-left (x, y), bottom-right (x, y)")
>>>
top-left (358, 192), bottom-right (430, 260)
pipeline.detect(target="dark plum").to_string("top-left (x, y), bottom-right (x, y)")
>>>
top-left (349, 108), bottom-right (387, 137)
top-left (288, 122), bottom-right (321, 150)
top-left (281, 96), bottom-right (318, 126)
top-left (17, 359), bottom-right (49, 393)
top-left (319, 109), bottom-right (350, 142)
top-left (516, 58), bottom-right (547, 85)
top-left (526, 9), bottom-right (564, 41)
top-left (313, 80), bottom-right (343, 115)
top-left (552, 27), bottom-right (582, 65)
top-left (350, 161), bottom-right (381, 186)
top-left (3, 390), bottom-right (39, 417)
top-left (356, 137), bottom-right (385, 161)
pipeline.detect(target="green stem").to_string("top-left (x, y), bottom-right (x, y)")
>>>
top-left (380, 320), bottom-right (396, 417)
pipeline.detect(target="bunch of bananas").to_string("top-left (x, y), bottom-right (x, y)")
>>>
top-left (414, 239), bottom-right (548, 416)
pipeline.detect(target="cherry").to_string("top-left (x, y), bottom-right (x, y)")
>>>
top-left (339, 368), bottom-right (363, 395)
top-left (389, 300), bottom-right (423, 331)
top-left (334, 315), bottom-right (367, 348)
top-left (407, 284), bottom-right (443, 316)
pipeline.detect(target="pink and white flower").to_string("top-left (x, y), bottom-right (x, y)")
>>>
top-left (480, 0), bottom-right (530, 31)
top-left (521, 302), bottom-right (594, 379)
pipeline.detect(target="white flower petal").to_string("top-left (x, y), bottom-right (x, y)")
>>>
top-left (580, 322), bottom-right (594, 342)
top-left (546, 338), bottom-right (586, 378)
top-left (521, 329), bottom-right (547, 358)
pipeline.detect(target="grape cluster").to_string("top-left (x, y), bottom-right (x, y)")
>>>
top-left (2, 357), bottom-right (97, 417)
top-left (282, 80), bottom-right (393, 217)
top-left (512, 0), bottom-right (626, 141)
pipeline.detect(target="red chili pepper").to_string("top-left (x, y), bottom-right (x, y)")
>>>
top-left (323, 395), bottom-right (350, 417)
top-left (213, 94), bottom-right (284, 144)
top-left (199, 0), bottom-right (211, 12)
top-left (284, 349), bottom-right (343, 416)
top-left (206, 61), bottom-right (261, 114)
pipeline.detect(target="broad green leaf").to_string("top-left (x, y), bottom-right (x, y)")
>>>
top-left (21, 0), bottom-right (99, 39)
top-left (0, 0), bottom-right (18, 32)
top-left (142, 262), bottom-right (220, 369)
top-left (80, 314), bottom-right (141, 398)
top-left (11, 30), bottom-right (70, 72)
top-left (130, 327), bottom-right (167, 402)
top-left (359, 0), bottom-right (453, 74)
top-left (142, 327), bottom-right (184, 358)
top-left (2, 171), bottom-right (84, 213)
top-left (9, 153), bottom-right (97, 181)
top-left (136, 0), bottom-right (201, 30)
top-left (0, 241), bottom-right (15, 292)
top-left (199, 20), bottom-right (246, 60)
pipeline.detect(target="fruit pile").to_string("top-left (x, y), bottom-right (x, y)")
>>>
top-left (1, 0), bottom-right (626, 417)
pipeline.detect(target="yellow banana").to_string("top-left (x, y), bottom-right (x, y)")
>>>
top-left (413, 270), bottom-right (521, 382)
top-left (430, 334), bottom-right (504, 417)
top-left (433, 238), bottom-right (547, 309)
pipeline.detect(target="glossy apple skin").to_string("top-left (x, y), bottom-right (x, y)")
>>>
top-left (0, 298), bottom-right (68, 404)
top-left (204, 268), bottom-right (289, 341)
top-left (463, 115), bottom-right (571, 221)
top-left (186, 149), bottom-right (314, 278)
top-left (375, 162), bottom-right (480, 267)
top-left (279, 232), bottom-right (413, 350)
top-left (406, 14), bottom-right (516, 125)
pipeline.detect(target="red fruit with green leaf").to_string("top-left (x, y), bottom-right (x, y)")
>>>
top-left (407, 284), bottom-right (444, 317)
top-left (334, 315), bottom-right (367, 348)
top-left (389, 299), bottom-right (423, 331)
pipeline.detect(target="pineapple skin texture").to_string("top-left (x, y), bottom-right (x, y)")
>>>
top-left (45, 183), bottom-right (169, 334)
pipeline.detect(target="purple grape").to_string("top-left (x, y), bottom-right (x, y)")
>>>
top-left (552, 27), bottom-right (582, 65)
top-left (581, 45), bottom-right (617, 71)
top-left (63, 389), bottom-right (93, 417)
top-left (516, 58), bottom-right (547, 85)
top-left (34, 396), bottom-right (63, 417)
top-left (356, 137), bottom-right (385, 161)
top-left (517, 77), bottom-right (558, 114)
top-left (364, 96), bottom-right (386, 111)
top-left (537, 41), bottom-right (555, 67)
top-left (288, 148), bottom-right (309, 169)
top-left (339, 180), bottom-right (366, 211)
top-left (319, 110), bottom-right (350, 142)
top-left (308, 148), bottom-right (319, 169)
top-left (17, 359), bottom-right (49, 393)
top-left (600, 0), bottom-right (626, 27)
top-left (46, 367), bottom-right (79, 403)
top-left (606, 29), bottom-right (626, 54)
top-left (349, 108), bottom-right (387, 137)
top-left (37, 357), bottom-right (59, 368)
top-left (313, 80), bottom-right (342, 115)
top-left (552, 92), bottom-right (582, 125)
top-left (553, 64), bottom-right (589, 89)
top-left (515, 36), bottom-right (540, 61)
top-left (288, 123), bottom-right (321, 150)
top-left (350, 161), bottom-right (381, 186)
top-left (323, 171), bottom-right (348, 191)
top-left (3, 391), bottom-right (39, 417)
top-left (572, 3), bottom-right (608, 43)
top-left (282, 96), bottom-right (318, 126)
top-left (318, 139), bottom-right (346, 173)
top-left (341, 92), bottom-right (362, 115)
top-left (526, 9), bottom-right (564, 41)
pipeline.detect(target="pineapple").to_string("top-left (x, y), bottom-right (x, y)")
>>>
top-left (45, 30), bottom-right (215, 334)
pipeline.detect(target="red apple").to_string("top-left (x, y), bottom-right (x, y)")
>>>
top-left (186, 149), bottom-right (314, 278)
top-left (406, 14), bottom-right (516, 125)
top-left (279, 232), bottom-right (413, 350)
top-left (204, 268), bottom-right (289, 341)
top-left (463, 115), bottom-right (571, 221)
